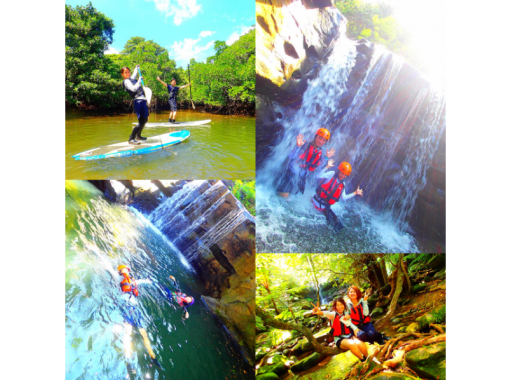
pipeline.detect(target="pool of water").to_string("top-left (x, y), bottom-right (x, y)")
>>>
top-left (66, 109), bottom-right (255, 179)
top-left (65, 181), bottom-right (254, 379)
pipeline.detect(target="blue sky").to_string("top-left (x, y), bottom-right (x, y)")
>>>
top-left (66, 0), bottom-right (255, 68)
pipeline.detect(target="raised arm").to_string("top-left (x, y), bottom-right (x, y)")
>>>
top-left (131, 65), bottom-right (139, 80)
top-left (341, 186), bottom-right (363, 202)
top-left (156, 76), bottom-right (168, 87)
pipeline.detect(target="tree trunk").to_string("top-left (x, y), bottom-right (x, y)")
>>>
top-left (379, 255), bottom-right (389, 286)
top-left (377, 254), bottom-right (405, 327)
top-left (401, 258), bottom-right (411, 293)
top-left (256, 306), bottom-right (340, 356)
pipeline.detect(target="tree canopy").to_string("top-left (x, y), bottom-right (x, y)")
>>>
top-left (65, 3), bottom-right (255, 110)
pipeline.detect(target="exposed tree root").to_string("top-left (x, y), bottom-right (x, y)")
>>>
top-left (379, 333), bottom-right (422, 360)
top-left (430, 324), bottom-right (445, 334)
top-left (397, 334), bottom-right (446, 352)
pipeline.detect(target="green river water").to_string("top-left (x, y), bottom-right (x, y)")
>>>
top-left (65, 181), bottom-right (254, 379)
top-left (66, 109), bottom-right (255, 179)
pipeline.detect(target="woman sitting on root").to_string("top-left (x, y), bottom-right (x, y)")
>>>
top-left (311, 299), bottom-right (368, 361)
top-left (345, 285), bottom-right (386, 344)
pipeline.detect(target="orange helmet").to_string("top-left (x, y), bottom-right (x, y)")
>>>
top-left (316, 128), bottom-right (330, 141)
top-left (338, 162), bottom-right (352, 176)
top-left (117, 265), bottom-right (130, 273)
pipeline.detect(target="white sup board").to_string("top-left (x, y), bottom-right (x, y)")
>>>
top-left (72, 130), bottom-right (190, 161)
top-left (133, 119), bottom-right (211, 128)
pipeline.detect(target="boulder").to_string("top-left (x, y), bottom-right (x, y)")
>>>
top-left (290, 352), bottom-right (325, 372)
top-left (405, 342), bottom-right (446, 380)
top-left (406, 323), bottom-right (420, 333)
top-left (257, 361), bottom-right (288, 377)
top-left (256, 373), bottom-right (280, 380)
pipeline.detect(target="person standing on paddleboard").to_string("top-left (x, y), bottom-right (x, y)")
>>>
top-left (156, 77), bottom-right (191, 126)
top-left (121, 65), bottom-right (148, 145)
top-left (312, 161), bottom-right (363, 231)
top-left (276, 128), bottom-right (336, 198)
top-left (107, 264), bottom-right (161, 376)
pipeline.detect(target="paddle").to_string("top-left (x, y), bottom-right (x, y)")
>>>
top-left (188, 64), bottom-right (195, 109)
top-left (138, 66), bottom-right (152, 105)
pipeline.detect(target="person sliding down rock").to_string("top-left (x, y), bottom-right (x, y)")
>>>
top-left (312, 161), bottom-right (363, 231)
top-left (276, 128), bottom-right (336, 198)
top-left (107, 264), bottom-right (161, 377)
top-left (154, 275), bottom-right (195, 319)
top-left (121, 65), bottom-right (148, 144)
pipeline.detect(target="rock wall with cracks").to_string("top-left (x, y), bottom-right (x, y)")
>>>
top-left (89, 180), bottom-right (256, 365)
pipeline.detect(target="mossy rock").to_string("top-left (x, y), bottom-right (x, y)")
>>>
top-left (291, 339), bottom-right (314, 356)
top-left (371, 307), bottom-right (385, 318)
top-left (411, 283), bottom-right (428, 294)
top-left (256, 361), bottom-right (288, 376)
top-left (416, 305), bottom-right (445, 331)
top-left (290, 352), bottom-right (325, 372)
top-left (367, 373), bottom-right (420, 379)
top-left (256, 373), bottom-right (280, 380)
top-left (255, 346), bottom-right (272, 361)
top-left (406, 323), bottom-right (420, 333)
top-left (397, 326), bottom-right (407, 333)
top-left (405, 342), bottom-right (446, 380)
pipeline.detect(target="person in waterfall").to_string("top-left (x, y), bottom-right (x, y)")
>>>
top-left (311, 161), bottom-right (363, 231)
top-left (107, 264), bottom-right (161, 376)
top-left (311, 298), bottom-right (368, 361)
top-left (276, 128), bottom-right (336, 197)
top-left (156, 77), bottom-right (191, 126)
top-left (155, 275), bottom-right (195, 319)
top-left (345, 285), bottom-right (387, 344)
top-left (121, 65), bottom-right (148, 144)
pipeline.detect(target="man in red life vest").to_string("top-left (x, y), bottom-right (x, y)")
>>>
top-left (312, 161), bottom-right (363, 231)
top-left (112, 265), bottom-right (161, 376)
top-left (276, 128), bottom-right (336, 197)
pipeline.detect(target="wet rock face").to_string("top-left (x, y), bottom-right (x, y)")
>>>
top-left (256, 0), bottom-right (345, 105)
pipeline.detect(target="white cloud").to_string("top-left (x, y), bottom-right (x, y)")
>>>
top-left (105, 46), bottom-right (120, 55)
top-left (148, 0), bottom-right (201, 25)
top-left (199, 31), bottom-right (214, 38)
top-left (226, 25), bottom-right (255, 46)
top-left (170, 37), bottom-right (215, 67)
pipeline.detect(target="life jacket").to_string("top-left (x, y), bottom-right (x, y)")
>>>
top-left (298, 143), bottom-right (322, 171)
top-left (314, 176), bottom-right (344, 207)
top-left (122, 78), bottom-right (144, 99)
top-left (175, 292), bottom-right (188, 307)
top-left (120, 273), bottom-right (139, 297)
top-left (167, 85), bottom-right (180, 100)
top-left (331, 312), bottom-right (353, 337)
top-left (350, 302), bottom-right (370, 325)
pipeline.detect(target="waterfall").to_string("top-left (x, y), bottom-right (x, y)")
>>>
top-left (257, 36), bottom-right (445, 253)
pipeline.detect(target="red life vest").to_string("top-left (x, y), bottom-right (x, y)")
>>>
top-left (299, 144), bottom-right (322, 171)
top-left (120, 273), bottom-right (139, 297)
top-left (175, 292), bottom-right (187, 307)
top-left (316, 177), bottom-right (344, 205)
top-left (350, 302), bottom-right (370, 325)
top-left (331, 313), bottom-right (353, 337)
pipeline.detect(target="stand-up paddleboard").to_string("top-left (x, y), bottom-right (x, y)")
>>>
top-left (133, 119), bottom-right (211, 128)
top-left (72, 130), bottom-right (190, 161)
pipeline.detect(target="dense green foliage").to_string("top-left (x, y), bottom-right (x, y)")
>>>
top-left (334, 0), bottom-right (417, 67)
top-left (65, 3), bottom-right (121, 107)
top-left (230, 180), bottom-right (255, 216)
top-left (191, 30), bottom-right (255, 106)
top-left (65, 3), bottom-right (255, 110)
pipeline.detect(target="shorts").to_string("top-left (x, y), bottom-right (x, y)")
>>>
top-left (134, 99), bottom-right (149, 121)
top-left (335, 334), bottom-right (354, 348)
top-left (122, 305), bottom-right (146, 329)
top-left (169, 99), bottom-right (177, 112)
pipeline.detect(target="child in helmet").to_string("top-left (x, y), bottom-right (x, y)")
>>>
top-left (312, 161), bottom-right (363, 231)
top-left (276, 128), bottom-right (336, 197)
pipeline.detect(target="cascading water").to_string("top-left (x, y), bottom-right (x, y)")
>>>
top-left (65, 181), bottom-right (253, 379)
top-left (257, 36), bottom-right (446, 253)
